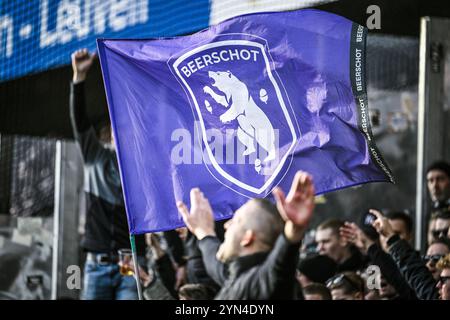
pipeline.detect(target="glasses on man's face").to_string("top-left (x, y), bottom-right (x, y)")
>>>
top-left (326, 274), bottom-right (345, 288)
top-left (438, 276), bottom-right (450, 285)
top-left (423, 254), bottom-right (445, 264)
top-left (432, 228), bottom-right (449, 239)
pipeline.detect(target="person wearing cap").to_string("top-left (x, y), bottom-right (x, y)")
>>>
top-left (176, 171), bottom-right (316, 300)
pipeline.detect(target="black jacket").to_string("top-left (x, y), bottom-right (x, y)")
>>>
top-left (367, 243), bottom-right (417, 300)
top-left (70, 81), bottom-right (145, 254)
top-left (387, 235), bottom-right (439, 300)
top-left (337, 246), bottom-right (368, 273)
top-left (198, 233), bottom-right (301, 300)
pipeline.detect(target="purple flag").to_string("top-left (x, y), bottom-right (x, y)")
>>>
top-left (97, 9), bottom-right (394, 235)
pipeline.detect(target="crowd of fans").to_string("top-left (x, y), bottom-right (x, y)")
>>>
top-left (137, 167), bottom-right (450, 300)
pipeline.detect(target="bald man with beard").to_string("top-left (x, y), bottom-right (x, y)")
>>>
top-left (177, 171), bottom-right (315, 300)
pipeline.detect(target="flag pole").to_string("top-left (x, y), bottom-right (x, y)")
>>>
top-left (130, 234), bottom-right (143, 300)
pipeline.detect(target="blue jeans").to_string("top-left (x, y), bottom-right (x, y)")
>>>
top-left (82, 260), bottom-right (138, 300)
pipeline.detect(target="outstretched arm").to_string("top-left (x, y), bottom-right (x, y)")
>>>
top-left (371, 210), bottom-right (439, 300)
top-left (69, 49), bottom-right (102, 162)
top-left (176, 188), bottom-right (216, 241)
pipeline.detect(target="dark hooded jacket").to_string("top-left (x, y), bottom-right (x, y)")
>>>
top-left (197, 233), bottom-right (301, 300)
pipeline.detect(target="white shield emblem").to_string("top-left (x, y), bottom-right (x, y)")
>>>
top-left (169, 34), bottom-right (300, 197)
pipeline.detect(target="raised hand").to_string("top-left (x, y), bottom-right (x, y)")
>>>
top-left (177, 188), bottom-right (216, 240)
top-left (273, 171), bottom-right (315, 243)
top-left (118, 259), bottom-right (152, 287)
top-left (340, 221), bottom-right (375, 254)
top-left (71, 48), bottom-right (96, 83)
